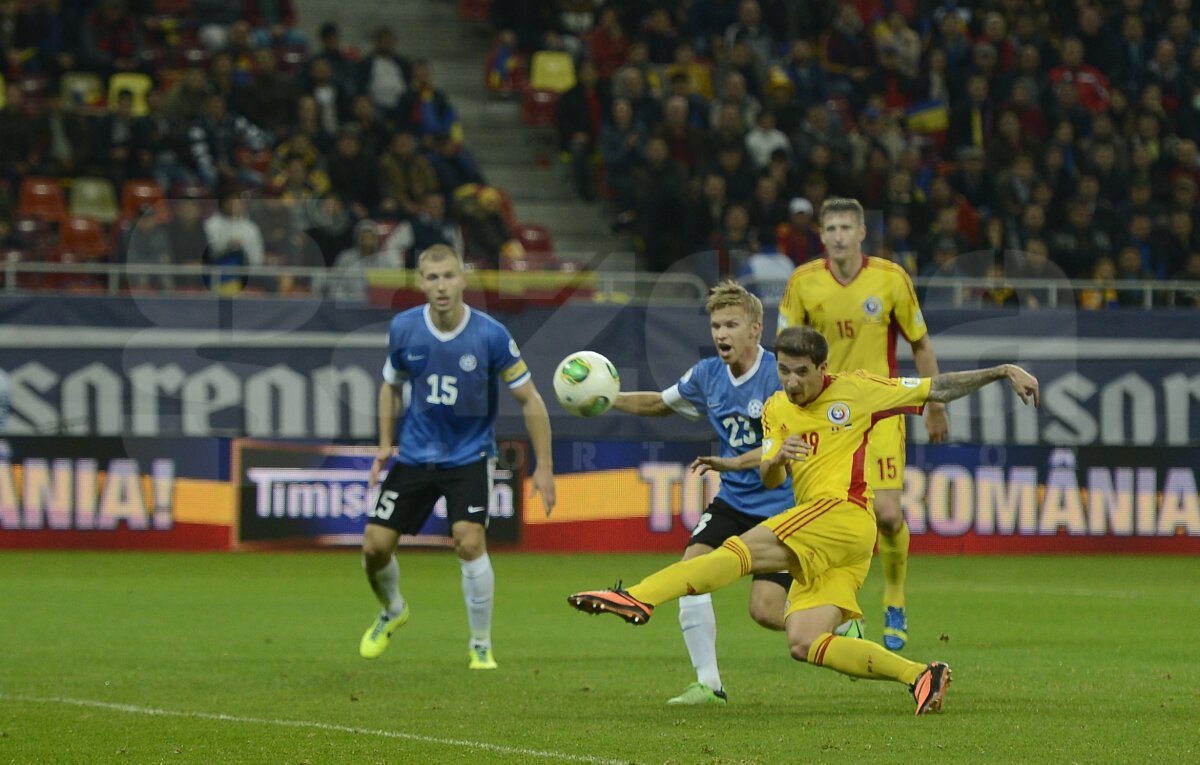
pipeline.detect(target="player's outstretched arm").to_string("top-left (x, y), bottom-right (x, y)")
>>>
top-left (911, 334), bottom-right (949, 443)
top-left (612, 391), bottom-right (674, 416)
top-left (511, 380), bottom-right (557, 516)
top-left (368, 381), bottom-right (403, 495)
top-left (691, 447), bottom-right (762, 475)
top-left (928, 364), bottom-right (1040, 406)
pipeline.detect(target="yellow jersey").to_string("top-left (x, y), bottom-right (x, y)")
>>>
top-left (778, 256), bottom-right (927, 376)
top-left (761, 371), bottom-right (932, 508)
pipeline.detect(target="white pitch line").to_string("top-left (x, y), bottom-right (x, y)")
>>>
top-left (0, 693), bottom-right (633, 765)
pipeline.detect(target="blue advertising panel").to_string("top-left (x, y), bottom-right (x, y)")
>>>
top-left (234, 439), bottom-right (524, 547)
top-left (0, 296), bottom-right (1197, 447)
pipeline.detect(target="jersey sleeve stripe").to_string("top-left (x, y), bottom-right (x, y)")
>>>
top-left (506, 370), bottom-right (531, 389)
top-left (876, 405), bottom-right (925, 417)
top-left (383, 358), bottom-right (402, 384)
top-left (662, 384), bottom-right (703, 420)
top-left (896, 269), bottom-right (928, 341)
top-left (847, 432), bottom-right (871, 508)
top-left (846, 407), bottom-right (920, 506)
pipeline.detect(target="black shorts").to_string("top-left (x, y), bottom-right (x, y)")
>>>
top-left (687, 497), bottom-right (791, 589)
top-left (368, 459), bottom-right (492, 534)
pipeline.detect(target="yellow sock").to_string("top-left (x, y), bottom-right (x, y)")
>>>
top-left (878, 521), bottom-right (909, 608)
top-left (806, 632), bottom-right (925, 685)
top-left (628, 537), bottom-right (752, 605)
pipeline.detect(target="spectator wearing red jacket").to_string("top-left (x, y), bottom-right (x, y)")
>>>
top-left (1048, 36), bottom-right (1110, 114)
top-left (587, 7), bottom-right (629, 82)
top-left (775, 197), bottom-right (821, 266)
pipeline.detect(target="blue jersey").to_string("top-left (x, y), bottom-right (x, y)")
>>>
top-left (661, 346), bottom-right (794, 518)
top-left (383, 305), bottom-right (530, 467)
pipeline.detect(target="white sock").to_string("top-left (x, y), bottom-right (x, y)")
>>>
top-left (365, 555), bottom-right (405, 617)
top-left (460, 552), bottom-right (494, 649)
top-left (679, 594), bottom-right (722, 692)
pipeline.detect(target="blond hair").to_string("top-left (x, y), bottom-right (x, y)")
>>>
top-left (417, 244), bottom-right (463, 271)
top-left (819, 197), bottom-right (866, 227)
top-left (705, 280), bottom-right (763, 325)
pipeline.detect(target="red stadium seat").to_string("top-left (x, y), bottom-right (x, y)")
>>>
top-left (17, 72), bottom-right (51, 108)
top-left (45, 249), bottom-right (105, 291)
top-left (14, 217), bottom-right (54, 252)
top-left (457, 0), bottom-right (491, 21)
top-left (153, 0), bottom-right (192, 15)
top-left (515, 222), bottom-right (554, 256)
top-left (121, 179), bottom-right (166, 219)
top-left (520, 88), bottom-right (560, 127)
top-left (17, 177), bottom-right (68, 222)
top-left (508, 224), bottom-right (560, 271)
top-left (59, 217), bottom-right (108, 257)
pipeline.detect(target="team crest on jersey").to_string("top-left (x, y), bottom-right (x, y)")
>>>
top-left (863, 296), bottom-right (883, 318)
top-left (900, 377), bottom-right (921, 388)
top-left (826, 402), bottom-right (851, 426)
top-left (459, 353), bottom-right (478, 371)
top-left (747, 399), bottom-right (763, 418)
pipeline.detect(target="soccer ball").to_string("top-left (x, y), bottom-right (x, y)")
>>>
top-left (553, 351), bottom-right (620, 417)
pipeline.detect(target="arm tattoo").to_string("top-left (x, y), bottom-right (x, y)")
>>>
top-left (928, 366), bottom-right (1006, 403)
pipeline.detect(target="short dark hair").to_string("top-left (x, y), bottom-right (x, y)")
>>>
top-left (775, 326), bottom-right (828, 366)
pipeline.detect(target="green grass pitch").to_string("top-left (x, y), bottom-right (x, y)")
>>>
top-left (1, 551), bottom-right (1196, 764)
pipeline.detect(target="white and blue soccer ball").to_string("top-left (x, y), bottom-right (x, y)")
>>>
top-left (553, 351), bottom-right (620, 417)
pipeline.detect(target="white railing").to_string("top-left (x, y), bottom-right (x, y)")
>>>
top-left (0, 260), bottom-right (714, 304)
top-left (1, 260), bottom-right (1196, 308)
top-left (741, 274), bottom-right (1200, 310)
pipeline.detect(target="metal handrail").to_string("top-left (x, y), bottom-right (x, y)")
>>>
top-left (1, 260), bottom-right (1195, 308)
top-left (740, 274), bottom-right (1200, 309)
top-left (0, 260), bottom-right (714, 304)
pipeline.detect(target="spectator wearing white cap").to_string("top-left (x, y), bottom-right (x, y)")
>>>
top-left (775, 197), bottom-right (821, 266)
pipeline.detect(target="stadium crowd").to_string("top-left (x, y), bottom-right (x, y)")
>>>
top-left (0, 0), bottom-right (1199, 307)
top-left (490, 0), bottom-right (1200, 307)
top-left (0, 0), bottom-right (537, 296)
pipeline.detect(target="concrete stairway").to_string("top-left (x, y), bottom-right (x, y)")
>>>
top-left (294, 0), bottom-right (630, 269)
